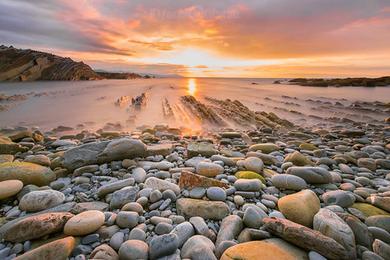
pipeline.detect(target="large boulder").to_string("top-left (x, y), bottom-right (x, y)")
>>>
top-left (63, 138), bottom-right (147, 171)
top-left (277, 189), bottom-right (320, 227)
top-left (0, 162), bottom-right (55, 186)
top-left (221, 238), bottom-right (307, 260)
top-left (62, 141), bottom-right (109, 171)
top-left (313, 209), bottom-right (356, 259)
top-left (97, 138), bottom-right (147, 163)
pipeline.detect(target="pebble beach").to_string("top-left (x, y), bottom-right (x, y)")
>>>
top-left (0, 116), bottom-right (389, 260)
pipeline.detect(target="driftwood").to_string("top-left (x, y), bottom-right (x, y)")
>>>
top-left (263, 217), bottom-right (351, 260)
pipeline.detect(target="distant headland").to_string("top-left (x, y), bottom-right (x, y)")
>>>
top-left (0, 45), bottom-right (148, 81)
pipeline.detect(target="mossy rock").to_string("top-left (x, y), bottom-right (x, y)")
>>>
top-left (351, 203), bottom-right (390, 217)
top-left (299, 143), bottom-right (317, 151)
top-left (235, 171), bottom-right (265, 184)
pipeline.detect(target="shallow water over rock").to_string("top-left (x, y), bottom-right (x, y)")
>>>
top-left (0, 78), bottom-right (389, 132)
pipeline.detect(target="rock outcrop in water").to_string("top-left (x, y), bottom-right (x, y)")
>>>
top-left (96, 71), bottom-right (145, 79)
top-left (288, 77), bottom-right (390, 87)
top-left (0, 45), bottom-right (100, 81)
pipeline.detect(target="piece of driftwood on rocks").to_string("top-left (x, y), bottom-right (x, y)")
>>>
top-left (263, 217), bottom-right (351, 260)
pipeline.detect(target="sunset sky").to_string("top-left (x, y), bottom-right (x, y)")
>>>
top-left (1, 0), bottom-right (390, 78)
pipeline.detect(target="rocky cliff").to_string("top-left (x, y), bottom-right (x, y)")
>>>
top-left (0, 45), bottom-right (101, 81)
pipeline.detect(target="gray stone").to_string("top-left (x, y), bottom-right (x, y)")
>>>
top-left (181, 235), bottom-right (216, 260)
top-left (322, 190), bottom-right (356, 208)
top-left (63, 141), bottom-right (109, 171)
top-left (150, 190), bottom-right (163, 203)
top-left (149, 234), bottom-right (179, 259)
top-left (243, 206), bottom-right (267, 228)
top-left (190, 217), bottom-right (209, 237)
top-left (110, 186), bottom-right (139, 209)
top-left (366, 216), bottom-right (390, 233)
top-left (216, 240), bottom-right (236, 259)
top-left (196, 162), bottom-right (224, 177)
top-left (308, 251), bottom-right (327, 260)
top-left (109, 231), bottom-right (124, 250)
top-left (162, 190), bottom-right (177, 202)
top-left (190, 187), bottom-right (206, 199)
top-left (132, 167), bottom-right (147, 183)
top-left (155, 222), bottom-right (173, 235)
top-left (271, 174), bottom-right (307, 191)
top-left (97, 138), bottom-right (147, 164)
top-left (144, 177), bottom-right (180, 195)
top-left (19, 190), bottom-right (65, 212)
top-left (81, 234), bottom-right (99, 244)
top-left (116, 211), bottom-right (138, 228)
top-left (206, 187), bottom-right (226, 201)
top-left (97, 178), bottom-right (135, 198)
top-left (215, 215), bottom-right (243, 248)
top-left (242, 157), bottom-right (263, 173)
top-left (287, 166), bottom-right (332, 184)
top-left (369, 227), bottom-right (390, 244)
top-left (187, 142), bottom-right (217, 158)
top-left (313, 209), bottom-right (356, 259)
top-left (170, 221), bottom-right (195, 248)
top-left (234, 179), bottom-right (262, 191)
top-left (119, 240), bottom-right (149, 260)
top-left (129, 228), bottom-right (146, 241)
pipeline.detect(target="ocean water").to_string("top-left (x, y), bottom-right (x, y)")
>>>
top-left (0, 78), bottom-right (389, 132)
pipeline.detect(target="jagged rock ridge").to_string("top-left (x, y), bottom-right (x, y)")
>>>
top-left (0, 45), bottom-right (100, 81)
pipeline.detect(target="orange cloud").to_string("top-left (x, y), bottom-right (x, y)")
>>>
top-left (3, 0), bottom-right (388, 77)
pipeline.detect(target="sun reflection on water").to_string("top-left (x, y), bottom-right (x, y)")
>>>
top-left (187, 78), bottom-right (197, 96)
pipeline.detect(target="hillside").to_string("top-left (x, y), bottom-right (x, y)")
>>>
top-left (0, 45), bottom-right (101, 81)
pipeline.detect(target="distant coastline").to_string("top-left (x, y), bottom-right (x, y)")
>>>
top-left (283, 77), bottom-right (390, 87)
top-left (0, 45), bottom-right (147, 82)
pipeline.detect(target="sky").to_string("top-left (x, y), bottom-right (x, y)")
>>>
top-left (1, 0), bottom-right (390, 78)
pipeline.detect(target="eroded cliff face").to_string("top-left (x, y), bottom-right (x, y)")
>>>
top-left (0, 45), bottom-right (101, 81)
